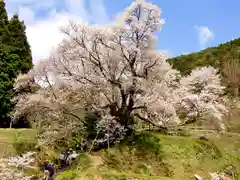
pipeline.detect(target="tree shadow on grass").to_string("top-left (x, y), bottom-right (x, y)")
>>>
top-left (102, 131), bottom-right (173, 177)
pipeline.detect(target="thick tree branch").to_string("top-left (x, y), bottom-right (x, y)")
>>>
top-left (134, 113), bottom-right (168, 131)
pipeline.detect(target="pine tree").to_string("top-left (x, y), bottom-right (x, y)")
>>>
top-left (0, 0), bottom-right (8, 27)
top-left (0, 1), bottom-right (33, 127)
top-left (0, 44), bottom-right (20, 127)
top-left (0, 0), bottom-right (10, 44)
top-left (8, 14), bottom-right (33, 74)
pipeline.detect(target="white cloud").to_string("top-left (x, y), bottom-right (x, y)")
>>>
top-left (64, 0), bottom-right (88, 19)
top-left (18, 6), bottom-right (35, 24)
top-left (5, 0), bottom-right (109, 64)
top-left (6, 0), bottom-right (56, 11)
top-left (89, 0), bottom-right (109, 24)
top-left (195, 26), bottom-right (214, 50)
top-left (26, 12), bottom-right (85, 62)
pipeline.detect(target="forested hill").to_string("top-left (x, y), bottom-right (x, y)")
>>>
top-left (168, 38), bottom-right (240, 96)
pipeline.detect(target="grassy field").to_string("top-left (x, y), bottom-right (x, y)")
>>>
top-left (0, 128), bottom-right (37, 157)
top-left (56, 131), bottom-right (240, 180)
top-left (0, 128), bottom-right (239, 179)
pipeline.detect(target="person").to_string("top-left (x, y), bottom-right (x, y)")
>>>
top-left (65, 149), bottom-right (72, 165)
top-left (43, 162), bottom-right (55, 180)
top-left (68, 151), bottom-right (79, 165)
top-left (59, 152), bottom-right (65, 169)
top-left (82, 139), bottom-right (87, 152)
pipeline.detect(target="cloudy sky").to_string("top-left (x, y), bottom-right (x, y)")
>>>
top-left (4, 0), bottom-right (240, 63)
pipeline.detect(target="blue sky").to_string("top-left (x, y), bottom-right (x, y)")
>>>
top-left (104, 0), bottom-right (240, 56)
top-left (4, 0), bottom-right (240, 62)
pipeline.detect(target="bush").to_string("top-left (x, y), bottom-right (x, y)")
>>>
top-left (84, 111), bottom-right (101, 139)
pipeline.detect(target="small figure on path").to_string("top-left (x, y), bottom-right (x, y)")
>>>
top-left (59, 152), bottom-right (66, 169)
top-left (82, 138), bottom-right (87, 152)
top-left (43, 162), bottom-right (55, 180)
top-left (68, 150), bottom-right (79, 165)
top-left (62, 151), bottom-right (69, 167)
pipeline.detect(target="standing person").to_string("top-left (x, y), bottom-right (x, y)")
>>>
top-left (82, 138), bottom-right (87, 152)
top-left (59, 152), bottom-right (65, 169)
top-left (43, 162), bottom-right (55, 180)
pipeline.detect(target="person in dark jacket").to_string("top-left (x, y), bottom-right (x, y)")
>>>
top-left (43, 162), bottom-right (55, 180)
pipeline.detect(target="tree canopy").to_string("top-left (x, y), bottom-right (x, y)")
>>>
top-left (13, 0), bottom-right (228, 145)
top-left (168, 38), bottom-right (240, 96)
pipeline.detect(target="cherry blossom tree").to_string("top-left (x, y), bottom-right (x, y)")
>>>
top-left (0, 152), bottom-right (36, 180)
top-left (13, 0), bottom-right (228, 144)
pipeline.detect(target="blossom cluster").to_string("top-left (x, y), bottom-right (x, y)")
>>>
top-left (0, 152), bottom-right (36, 180)
top-left (96, 115), bottom-right (128, 145)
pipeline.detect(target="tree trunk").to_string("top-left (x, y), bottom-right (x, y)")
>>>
top-left (9, 120), bottom-right (12, 128)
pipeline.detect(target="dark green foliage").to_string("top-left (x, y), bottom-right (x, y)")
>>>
top-left (0, 1), bottom-right (9, 45)
top-left (0, 2), bottom-right (33, 127)
top-left (0, 1), bottom-right (8, 27)
top-left (0, 44), bottom-right (20, 126)
top-left (8, 14), bottom-right (33, 73)
top-left (64, 132), bottom-right (83, 151)
top-left (0, 44), bottom-right (20, 78)
top-left (83, 111), bottom-right (100, 139)
top-left (168, 38), bottom-right (240, 96)
top-left (126, 132), bottom-right (163, 156)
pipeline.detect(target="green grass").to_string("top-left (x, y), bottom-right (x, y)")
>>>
top-left (154, 132), bottom-right (240, 179)
top-left (0, 128), bottom-right (239, 180)
top-left (56, 131), bottom-right (240, 180)
top-left (0, 128), bottom-right (37, 157)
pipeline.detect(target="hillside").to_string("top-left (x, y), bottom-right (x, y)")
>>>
top-left (168, 38), bottom-right (240, 96)
top-left (0, 129), bottom-right (239, 179)
top-left (56, 131), bottom-right (240, 180)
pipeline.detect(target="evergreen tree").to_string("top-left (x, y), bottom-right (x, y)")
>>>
top-left (0, 0), bottom-right (10, 44)
top-left (0, 0), bottom-right (8, 27)
top-left (0, 44), bottom-right (20, 127)
top-left (8, 14), bottom-right (33, 73)
top-left (0, 1), bottom-right (33, 127)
